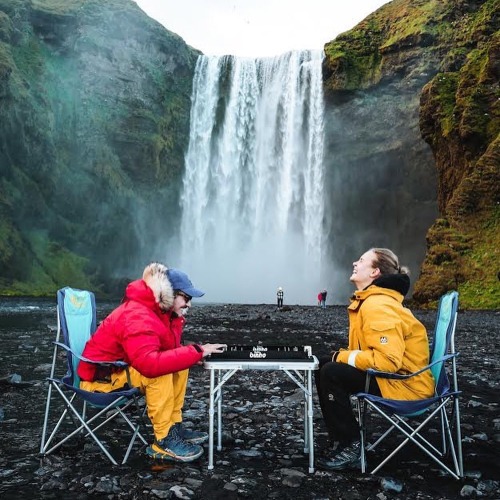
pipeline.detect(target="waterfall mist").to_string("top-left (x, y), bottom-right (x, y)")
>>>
top-left (177, 51), bottom-right (328, 304)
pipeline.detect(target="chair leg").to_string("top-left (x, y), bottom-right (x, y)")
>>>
top-left (357, 399), bottom-right (367, 473)
top-left (41, 390), bottom-right (78, 454)
top-left (45, 385), bottom-right (121, 465)
top-left (367, 400), bottom-right (461, 479)
top-left (453, 397), bottom-right (463, 477)
top-left (40, 383), bottom-right (54, 454)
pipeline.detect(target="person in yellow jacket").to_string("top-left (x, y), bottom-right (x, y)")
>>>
top-left (316, 248), bottom-right (434, 470)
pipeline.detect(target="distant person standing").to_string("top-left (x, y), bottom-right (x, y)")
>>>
top-left (277, 287), bottom-right (284, 308)
top-left (317, 292), bottom-right (322, 306)
top-left (321, 289), bottom-right (328, 309)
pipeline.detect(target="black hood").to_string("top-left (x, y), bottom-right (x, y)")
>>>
top-left (371, 273), bottom-right (410, 297)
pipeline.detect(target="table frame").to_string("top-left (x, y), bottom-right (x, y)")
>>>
top-left (203, 356), bottom-right (319, 473)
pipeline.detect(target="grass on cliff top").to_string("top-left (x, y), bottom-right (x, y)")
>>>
top-left (323, 0), bottom-right (453, 90)
top-left (325, 0), bottom-right (449, 55)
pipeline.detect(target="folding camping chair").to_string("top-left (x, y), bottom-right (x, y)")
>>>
top-left (354, 290), bottom-right (463, 479)
top-left (40, 287), bottom-right (148, 465)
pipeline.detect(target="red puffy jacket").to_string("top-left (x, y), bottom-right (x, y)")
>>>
top-left (77, 279), bottom-right (203, 381)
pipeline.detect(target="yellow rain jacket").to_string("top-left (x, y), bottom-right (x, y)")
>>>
top-left (336, 285), bottom-right (435, 400)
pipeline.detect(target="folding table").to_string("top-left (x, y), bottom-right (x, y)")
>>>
top-left (203, 352), bottom-right (319, 472)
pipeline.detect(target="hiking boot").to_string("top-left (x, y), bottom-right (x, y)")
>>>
top-left (145, 425), bottom-right (204, 462)
top-left (174, 422), bottom-right (209, 445)
top-left (317, 440), bottom-right (362, 470)
top-left (319, 440), bottom-right (341, 457)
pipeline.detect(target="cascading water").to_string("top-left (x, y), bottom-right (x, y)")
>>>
top-left (179, 50), bottom-right (327, 304)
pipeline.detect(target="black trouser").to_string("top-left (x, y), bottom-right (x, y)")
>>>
top-left (315, 355), bottom-right (381, 445)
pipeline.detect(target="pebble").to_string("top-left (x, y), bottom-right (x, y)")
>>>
top-left (380, 477), bottom-right (404, 493)
top-left (170, 485), bottom-right (194, 499)
top-left (461, 485), bottom-right (482, 497)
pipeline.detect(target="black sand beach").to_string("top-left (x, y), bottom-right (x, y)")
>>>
top-left (0, 300), bottom-right (499, 498)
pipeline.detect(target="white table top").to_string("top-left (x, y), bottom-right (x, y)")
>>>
top-left (203, 355), bottom-right (319, 371)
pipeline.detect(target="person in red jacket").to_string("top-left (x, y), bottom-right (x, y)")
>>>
top-left (78, 262), bottom-right (226, 462)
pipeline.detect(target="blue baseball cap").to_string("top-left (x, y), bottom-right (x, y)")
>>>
top-left (166, 269), bottom-right (205, 298)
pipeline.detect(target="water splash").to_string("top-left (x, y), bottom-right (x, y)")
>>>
top-left (179, 51), bottom-right (327, 304)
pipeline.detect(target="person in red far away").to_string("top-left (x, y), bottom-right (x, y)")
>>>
top-left (78, 262), bottom-right (226, 463)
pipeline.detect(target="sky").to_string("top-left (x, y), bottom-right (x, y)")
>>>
top-left (134, 0), bottom-right (390, 58)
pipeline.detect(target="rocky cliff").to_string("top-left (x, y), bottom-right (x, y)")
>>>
top-left (0, 0), bottom-right (498, 308)
top-left (0, 0), bottom-right (198, 295)
top-left (322, 0), bottom-right (499, 308)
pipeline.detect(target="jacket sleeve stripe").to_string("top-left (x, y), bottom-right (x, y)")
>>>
top-left (348, 350), bottom-right (361, 367)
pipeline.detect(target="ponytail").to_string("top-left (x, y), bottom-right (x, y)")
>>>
top-left (371, 248), bottom-right (410, 276)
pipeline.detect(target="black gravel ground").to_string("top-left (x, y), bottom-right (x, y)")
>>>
top-left (0, 300), bottom-right (499, 499)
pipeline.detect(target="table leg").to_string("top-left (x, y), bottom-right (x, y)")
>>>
top-left (208, 369), bottom-right (215, 470)
top-left (217, 369), bottom-right (222, 451)
top-left (307, 368), bottom-right (315, 473)
top-left (303, 370), bottom-right (308, 453)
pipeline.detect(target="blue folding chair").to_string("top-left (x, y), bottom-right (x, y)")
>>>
top-left (354, 291), bottom-right (463, 479)
top-left (40, 287), bottom-right (148, 465)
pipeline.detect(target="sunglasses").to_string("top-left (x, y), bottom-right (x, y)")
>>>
top-left (175, 291), bottom-right (192, 302)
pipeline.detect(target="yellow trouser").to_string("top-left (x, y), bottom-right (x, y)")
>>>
top-left (80, 367), bottom-right (189, 441)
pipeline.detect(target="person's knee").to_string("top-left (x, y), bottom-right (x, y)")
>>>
top-left (141, 372), bottom-right (173, 389)
top-left (320, 360), bottom-right (347, 385)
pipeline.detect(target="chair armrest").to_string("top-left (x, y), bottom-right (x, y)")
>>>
top-left (54, 341), bottom-right (129, 368)
top-left (366, 353), bottom-right (458, 380)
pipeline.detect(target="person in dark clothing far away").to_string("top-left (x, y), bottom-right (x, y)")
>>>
top-left (277, 287), bottom-right (284, 308)
top-left (320, 289), bottom-right (327, 308)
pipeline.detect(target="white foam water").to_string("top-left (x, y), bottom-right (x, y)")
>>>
top-left (179, 51), bottom-right (327, 304)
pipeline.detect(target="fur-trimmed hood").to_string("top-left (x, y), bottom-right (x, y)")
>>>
top-left (142, 262), bottom-right (175, 311)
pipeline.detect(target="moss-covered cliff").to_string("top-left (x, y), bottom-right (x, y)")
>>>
top-left (0, 0), bottom-right (198, 296)
top-left (323, 0), bottom-right (499, 308)
top-left (1, 0), bottom-right (498, 307)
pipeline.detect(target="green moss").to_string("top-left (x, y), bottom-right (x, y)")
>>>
top-left (456, 213), bottom-right (500, 309)
top-left (2, 230), bottom-right (96, 296)
top-left (430, 73), bottom-right (459, 137)
top-left (379, 0), bottom-right (447, 51)
top-left (11, 38), bottom-right (44, 80)
top-left (31, 0), bottom-right (85, 12)
top-left (0, 41), bottom-right (13, 78)
top-left (31, 0), bottom-right (137, 15)
top-left (415, 210), bottom-right (500, 309)
top-left (453, 46), bottom-right (498, 145)
top-left (0, 218), bottom-right (21, 263)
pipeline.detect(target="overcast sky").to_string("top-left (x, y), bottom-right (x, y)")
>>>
top-left (134, 0), bottom-right (389, 58)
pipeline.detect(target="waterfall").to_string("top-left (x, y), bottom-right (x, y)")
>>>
top-left (179, 50), bottom-right (326, 304)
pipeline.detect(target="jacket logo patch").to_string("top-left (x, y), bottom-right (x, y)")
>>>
top-left (380, 336), bottom-right (388, 344)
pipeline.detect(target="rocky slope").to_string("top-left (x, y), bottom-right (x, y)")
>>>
top-left (0, 0), bottom-right (198, 295)
top-left (322, 0), bottom-right (499, 308)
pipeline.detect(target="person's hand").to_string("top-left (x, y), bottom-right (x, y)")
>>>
top-left (200, 343), bottom-right (227, 358)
